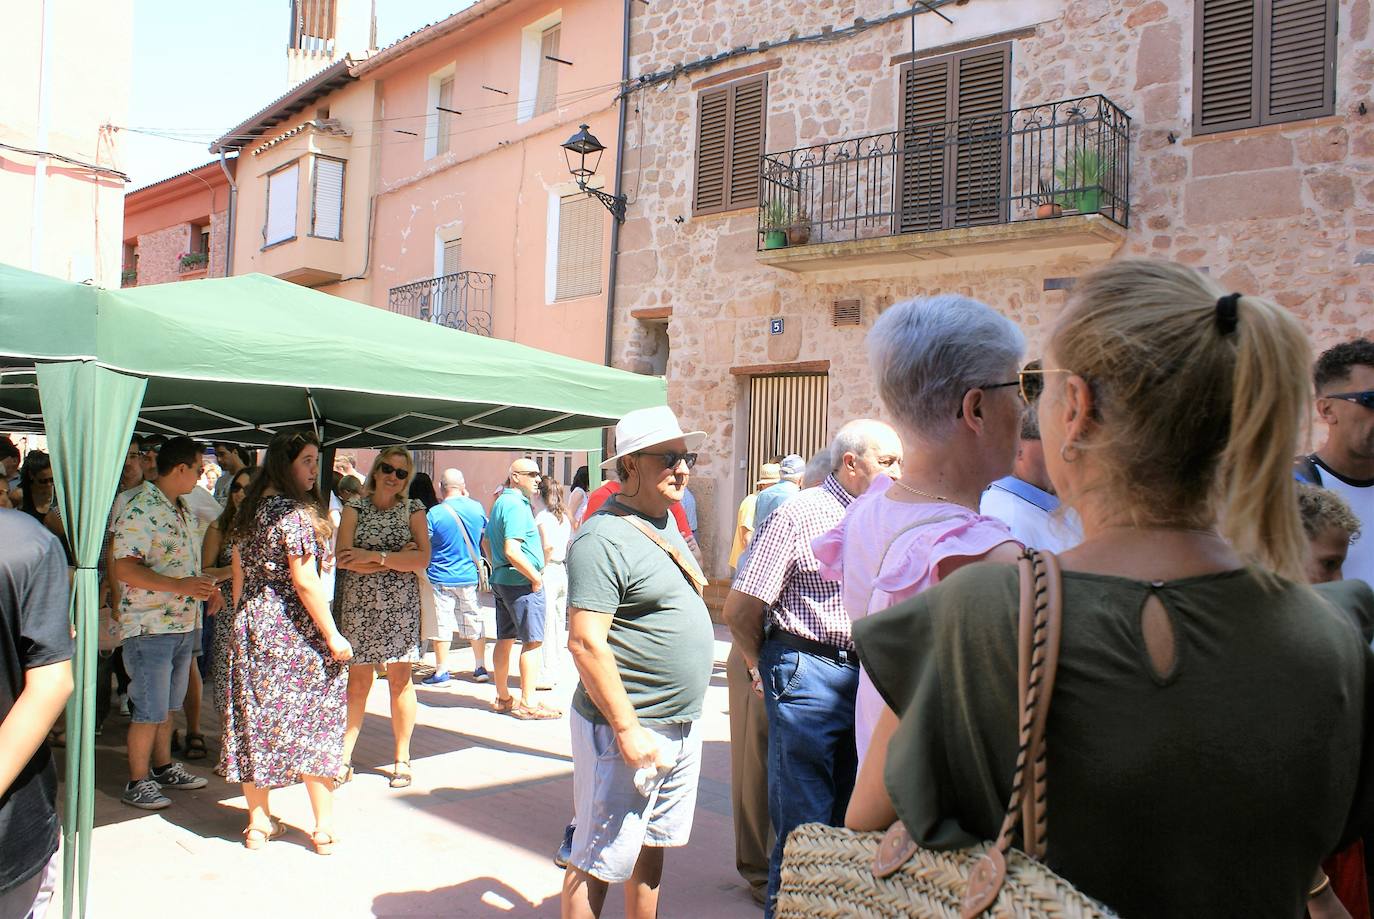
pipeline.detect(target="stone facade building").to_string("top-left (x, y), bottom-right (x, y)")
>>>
top-left (610, 0), bottom-right (1372, 578)
top-left (122, 160), bottom-right (235, 286)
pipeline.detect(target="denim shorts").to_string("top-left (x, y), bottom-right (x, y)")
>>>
top-left (123, 631), bottom-right (194, 724)
top-left (493, 583), bottom-right (546, 644)
top-left (568, 710), bottom-right (702, 883)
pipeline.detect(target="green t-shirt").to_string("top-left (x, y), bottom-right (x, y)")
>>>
top-left (854, 564), bottom-right (1374, 919)
top-left (488, 488), bottom-right (544, 587)
top-left (567, 499), bottom-right (714, 725)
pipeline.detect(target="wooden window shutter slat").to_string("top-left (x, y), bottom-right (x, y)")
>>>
top-left (536, 25), bottom-right (561, 117)
top-left (556, 194), bottom-right (603, 300)
top-left (951, 45), bottom-right (1009, 226)
top-left (693, 87), bottom-right (730, 214)
top-left (443, 239), bottom-right (462, 275)
top-left (899, 59), bottom-right (952, 232)
top-left (727, 77), bottom-right (767, 209)
top-left (265, 163), bottom-right (299, 246)
top-left (1194, 0), bottom-right (1263, 133)
top-left (1261, 0), bottom-right (1335, 121)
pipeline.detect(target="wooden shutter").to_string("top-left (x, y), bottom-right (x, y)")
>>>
top-left (556, 193), bottom-right (603, 300)
top-left (728, 77), bottom-right (767, 208)
top-left (265, 163), bottom-right (299, 246)
top-left (693, 76), bottom-right (768, 216)
top-left (436, 77), bottom-right (454, 155)
top-left (536, 24), bottom-right (561, 116)
top-left (694, 87), bottom-right (731, 214)
top-left (1262, 0), bottom-right (1336, 122)
top-left (311, 157), bottom-right (344, 240)
top-left (442, 238), bottom-right (462, 275)
top-left (746, 374), bottom-right (830, 494)
top-left (900, 43), bottom-right (1009, 232)
top-left (1194, 0), bottom-right (1334, 135)
top-left (1194, 0), bottom-right (1262, 133)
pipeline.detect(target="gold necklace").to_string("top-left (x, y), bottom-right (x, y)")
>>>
top-left (890, 479), bottom-right (951, 503)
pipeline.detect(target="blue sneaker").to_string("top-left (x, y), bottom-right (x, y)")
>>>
top-left (554, 822), bottom-right (575, 869)
top-left (471, 666), bottom-right (491, 684)
top-left (422, 670), bottom-right (451, 686)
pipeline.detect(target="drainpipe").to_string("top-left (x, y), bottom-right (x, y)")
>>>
top-left (217, 148), bottom-right (238, 276)
top-left (602, 0), bottom-right (631, 371)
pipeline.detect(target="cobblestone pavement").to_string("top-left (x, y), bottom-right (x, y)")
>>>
top-left (56, 625), bottom-right (761, 918)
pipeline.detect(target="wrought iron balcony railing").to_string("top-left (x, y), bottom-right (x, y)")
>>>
top-left (387, 271), bottom-right (494, 336)
top-left (757, 94), bottom-right (1130, 250)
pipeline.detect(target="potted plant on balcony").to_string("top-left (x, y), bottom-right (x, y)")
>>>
top-left (1032, 180), bottom-right (1062, 219)
top-left (762, 201), bottom-right (790, 250)
top-left (178, 251), bottom-right (209, 272)
top-left (1054, 148), bottom-right (1112, 215)
top-left (787, 209), bottom-right (813, 246)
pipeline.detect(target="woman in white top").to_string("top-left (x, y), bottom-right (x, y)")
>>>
top-left (535, 478), bottom-right (574, 688)
top-left (566, 466), bottom-right (590, 531)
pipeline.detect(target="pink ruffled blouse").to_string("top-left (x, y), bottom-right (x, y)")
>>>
top-left (813, 475), bottom-right (1017, 762)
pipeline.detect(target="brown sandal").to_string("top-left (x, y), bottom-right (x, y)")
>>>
top-left (389, 761), bottom-right (412, 788)
top-left (512, 702), bottom-right (563, 721)
top-left (243, 817), bottom-right (286, 850)
top-left (311, 829), bottom-right (339, 856)
top-left (492, 695), bottom-right (515, 714)
top-left (331, 763), bottom-right (354, 789)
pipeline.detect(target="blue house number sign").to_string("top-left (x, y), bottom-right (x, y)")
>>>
top-left (770, 318), bottom-right (784, 335)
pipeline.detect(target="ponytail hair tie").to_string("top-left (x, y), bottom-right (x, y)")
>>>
top-left (1215, 293), bottom-right (1241, 336)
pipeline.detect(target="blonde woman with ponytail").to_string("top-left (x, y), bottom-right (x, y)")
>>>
top-left (845, 260), bottom-right (1374, 918)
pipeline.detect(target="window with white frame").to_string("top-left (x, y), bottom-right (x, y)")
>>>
top-left (425, 65), bottom-right (457, 159)
top-left (264, 162), bottom-right (299, 247)
top-left (517, 11), bottom-right (562, 122)
top-left (554, 192), bottom-right (603, 300)
top-left (311, 156), bottom-right (345, 240)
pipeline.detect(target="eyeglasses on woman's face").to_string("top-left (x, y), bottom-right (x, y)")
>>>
top-left (1016, 367), bottom-right (1074, 406)
top-left (377, 460), bottom-right (410, 481)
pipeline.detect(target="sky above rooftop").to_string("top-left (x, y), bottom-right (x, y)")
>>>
top-left (122, 0), bottom-right (473, 189)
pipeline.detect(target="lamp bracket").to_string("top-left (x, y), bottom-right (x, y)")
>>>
top-left (578, 180), bottom-right (627, 223)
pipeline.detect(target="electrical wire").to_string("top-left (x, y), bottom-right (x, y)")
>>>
top-left (0, 141), bottom-right (130, 181)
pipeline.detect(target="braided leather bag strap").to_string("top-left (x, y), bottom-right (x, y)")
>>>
top-left (960, 548), bottom-right (1064, 918)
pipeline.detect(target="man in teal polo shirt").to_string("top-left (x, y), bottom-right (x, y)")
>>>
top-left (489, 458), bottom-right (555, 719)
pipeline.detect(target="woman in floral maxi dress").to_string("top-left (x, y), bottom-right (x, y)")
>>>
top-left (222, 432), bottom-right (353, 853)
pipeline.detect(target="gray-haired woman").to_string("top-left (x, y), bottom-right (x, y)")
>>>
top-left (815, 294), bottom-right (1024, 762)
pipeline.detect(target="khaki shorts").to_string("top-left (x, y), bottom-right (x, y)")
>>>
top-left (432, 584), bottom-right (484, 640)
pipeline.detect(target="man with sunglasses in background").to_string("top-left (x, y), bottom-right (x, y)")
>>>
top-left (562, 406), bottom-right (712, 919)
top-left (489, 458), bottom-right (554, 719)
top-left (1298, 340), bottom-right (1374, 594)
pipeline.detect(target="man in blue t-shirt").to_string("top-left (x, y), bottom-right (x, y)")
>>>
top-left (422, 469), bottom-right (490, 687)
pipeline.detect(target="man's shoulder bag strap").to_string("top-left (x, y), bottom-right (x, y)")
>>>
top-left (604, 504), bottom-right (708, 597)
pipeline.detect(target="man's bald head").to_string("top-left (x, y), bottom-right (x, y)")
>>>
top-left (440, 468), bottom-right (466, 496)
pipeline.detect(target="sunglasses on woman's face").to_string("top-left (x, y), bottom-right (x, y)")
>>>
top-left (377, 461), bottom-right (410, 481)
top-left (1326, 390), bottom-right (1374, 410)
top-left (229, 481), bottom-right (246, 493)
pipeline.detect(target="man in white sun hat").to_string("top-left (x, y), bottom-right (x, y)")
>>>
top-left (562, 405), bottom-right (715, 919)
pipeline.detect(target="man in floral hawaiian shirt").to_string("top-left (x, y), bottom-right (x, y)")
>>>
top-left (110, 436), bottom-right (216, 809)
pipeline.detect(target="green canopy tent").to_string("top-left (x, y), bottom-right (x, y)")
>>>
top-left (0, 264), bottom-right (663, 916)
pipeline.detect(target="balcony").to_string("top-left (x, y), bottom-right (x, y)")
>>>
top-left (387, 271), bottom-right (495, 337)
top-left (756, 95), bottom-right (1131, 275)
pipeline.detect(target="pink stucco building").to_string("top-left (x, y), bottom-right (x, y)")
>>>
top-left (122, 160), bottom-right (235, 286)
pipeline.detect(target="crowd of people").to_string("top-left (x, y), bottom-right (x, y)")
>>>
top-left (2, 257), bottom-right (1374, 919)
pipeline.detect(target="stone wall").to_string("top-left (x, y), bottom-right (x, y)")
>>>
top-left (614, 0), bottom-right (1373, 577)
top-left (133, 211), bottom-right (230, 285)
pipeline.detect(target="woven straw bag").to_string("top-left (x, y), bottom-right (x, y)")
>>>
top-left (775, 550), bottom-right (1115, 918)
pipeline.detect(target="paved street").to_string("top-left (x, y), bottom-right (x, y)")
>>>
top-left (56, 626), bottom-right (760, 918)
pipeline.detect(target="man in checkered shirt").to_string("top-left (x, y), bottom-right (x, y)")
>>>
top-left (723, 419), bottom-right (903, 918)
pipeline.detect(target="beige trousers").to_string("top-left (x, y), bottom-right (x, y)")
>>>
top-left (727, 644), bottom-right (773, 903)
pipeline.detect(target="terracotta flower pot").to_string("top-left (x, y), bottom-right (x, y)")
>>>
top-left (1036, 202), bottom-right (1063, 219)
top-left (787, 224), bottom-right (812, 245)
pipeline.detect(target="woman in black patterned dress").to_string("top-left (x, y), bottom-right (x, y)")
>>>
top-left (335, 445), bottom-right (431, 790)
top-left (223, 432), bottom-right (353, 853)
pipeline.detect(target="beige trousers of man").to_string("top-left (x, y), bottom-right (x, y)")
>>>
top-left (727, 644), bottom-right (773, 905)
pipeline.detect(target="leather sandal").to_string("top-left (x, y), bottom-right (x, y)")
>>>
top-left (389, 761), bottom-right (413, 789)
top-left (492, 695), bottom-right (515, 714)
top-left (311, 829), bottom-right (339, 856)
top-left (512, 702), bottom-right (562, 721)
top-left (243, 817), bottom-right (286, 850)
top-left (331, 763), bottom-right (354, 790)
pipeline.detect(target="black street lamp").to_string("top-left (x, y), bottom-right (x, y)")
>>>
top-left (560, 124), bottom-right (627, 223)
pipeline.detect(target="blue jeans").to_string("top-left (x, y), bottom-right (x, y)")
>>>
top-left (759, 637), bottom-right (859, 918)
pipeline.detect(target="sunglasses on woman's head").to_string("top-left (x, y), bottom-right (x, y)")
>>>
top-left (377, 461), bottom-right (410, 481)
top-left (1326, 390), bottom-right (1374, 410)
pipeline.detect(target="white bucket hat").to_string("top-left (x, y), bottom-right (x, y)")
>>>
top-left (600, 406), bottom-right (706, 469)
